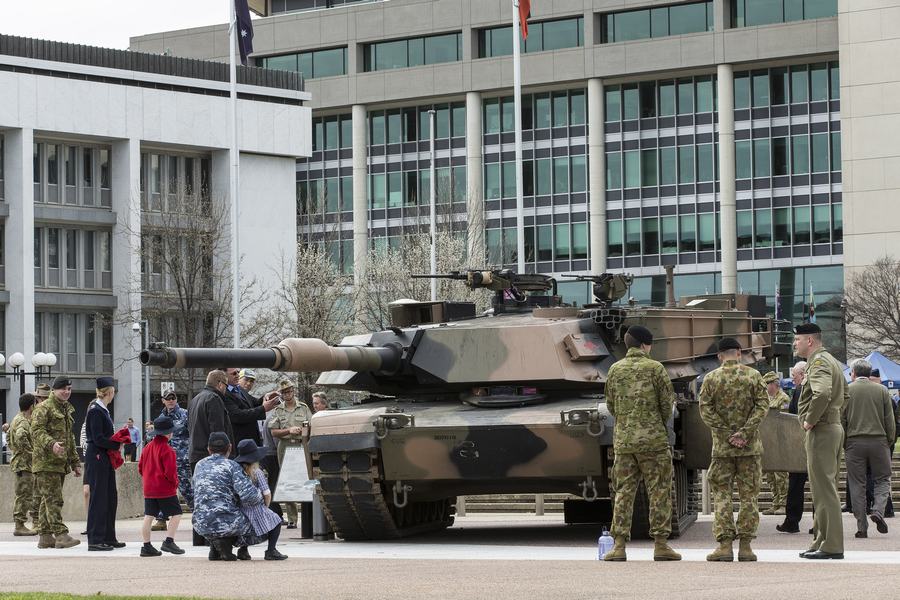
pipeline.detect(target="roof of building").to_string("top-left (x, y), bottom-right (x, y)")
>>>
top-left (0, 33), bottom-right (303, 93)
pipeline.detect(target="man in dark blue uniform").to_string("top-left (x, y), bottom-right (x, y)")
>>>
top-left (84, 376), bottom-right (125, 551)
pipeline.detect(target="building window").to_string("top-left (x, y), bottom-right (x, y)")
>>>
top-left (478, 16), bottom-right (584, 57)
top-left (364, 33), bottom-right (461, 72)
top-left (731, 0), bottom-right (837, 28)
top-left (35, 311), bottom-right (112, 374)
top-left (601, 1), bottom-right (713, 43)
top-left (257, 47), bottom-right (348, 79)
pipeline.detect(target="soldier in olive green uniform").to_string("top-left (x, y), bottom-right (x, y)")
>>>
top-left (794, 323), bottom-right (847, 559)
top-left (9, 393), bottom-right (39, 536)
top-left (603, 325), bottom-right (681, 562)
top-left (699, 338), bottom-right (769, 562)
top-left (30, 377), bottom-right (81, 549)
top-left (761, 371), bottom-right (789, 515)
top-left (268, 379), bottom-right (313, 528)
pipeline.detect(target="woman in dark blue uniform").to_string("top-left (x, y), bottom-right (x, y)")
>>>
top-left (84, 376), bottom-right (123, 551)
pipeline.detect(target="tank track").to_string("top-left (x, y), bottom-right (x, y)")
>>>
top-left (314, 449), bottom-right (455, 540)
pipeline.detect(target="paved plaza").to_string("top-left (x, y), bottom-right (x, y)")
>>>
top-left (0, 513), bottom-right (897, 599)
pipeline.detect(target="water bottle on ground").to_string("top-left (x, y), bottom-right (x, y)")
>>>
top-left (598, 527), bottom-right (614, 560)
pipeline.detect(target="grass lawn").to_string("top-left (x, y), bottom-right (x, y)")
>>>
top-left (0, 595), bottom-right (207, 600)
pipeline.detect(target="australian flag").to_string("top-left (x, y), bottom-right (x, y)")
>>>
top-left (235, 0), bottom-right (254, 65)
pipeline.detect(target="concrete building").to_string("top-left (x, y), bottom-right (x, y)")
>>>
top-left (0, 34), bottom-right (310, 428)
top-left (131, 0), bottom-right (884, 356)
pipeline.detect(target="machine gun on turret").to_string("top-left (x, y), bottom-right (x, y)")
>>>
top-left (412, 269), bottom-right (559, 313)
top-left (560, 273), bottom-right (634, 307)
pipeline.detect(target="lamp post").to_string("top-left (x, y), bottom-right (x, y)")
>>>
top-left (133, 321), bottom-right (150, 427)
top-left (0, 351), bottom-right (58, 396)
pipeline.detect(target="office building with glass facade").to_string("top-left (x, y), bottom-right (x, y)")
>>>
top-left (132, 0), bottom-right (900, 359)
top-left (0, 35), bottom-right (310, 425)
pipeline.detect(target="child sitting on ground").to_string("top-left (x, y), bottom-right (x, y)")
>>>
top-left (137, 415), bottom-right (185, 557)
top-left (234, 439), bottom-right (287, 561)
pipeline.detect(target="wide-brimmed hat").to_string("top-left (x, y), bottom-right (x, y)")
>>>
top-left (234, 439), bottom-right (267, 465)
top-left (277, 379), bottom-right (295, 392)
top-left (152, 415), bottom-right (175, 436)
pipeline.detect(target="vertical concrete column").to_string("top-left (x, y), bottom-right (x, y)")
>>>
top-left (352, 104), bottom-right (368, 286)
top-left (111, 138), bottom-right (143, 424)
top-left (465, 91), bottom-right (484, 263)
top-left (5, 128), bottom-right (36, 409)
top-left (210, 150), bottom-right (235, 343)
top-left (717, 64), bottom-right (737, 294)
top-left (587, 78), bottom-right (607, 275)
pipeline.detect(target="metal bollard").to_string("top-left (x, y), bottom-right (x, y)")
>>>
top-left (312, 494), bottom-right (333, 541)
top-left (299, 502), bottom-right (313, 539)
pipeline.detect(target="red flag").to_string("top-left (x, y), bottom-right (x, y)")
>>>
top-left (519, 0), bottom-right (531, 40)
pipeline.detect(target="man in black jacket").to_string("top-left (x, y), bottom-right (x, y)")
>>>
top-left (221, 368), bottom-right (279, 449)
top-left (187, 371), bottom-right (233, 468)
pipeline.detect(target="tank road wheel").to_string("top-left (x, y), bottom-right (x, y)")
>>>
top-left (314, 450), bottom-right (455, 541)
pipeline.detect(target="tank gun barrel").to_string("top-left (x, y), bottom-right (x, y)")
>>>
top-left (140, 338), bottom-right (402, 373)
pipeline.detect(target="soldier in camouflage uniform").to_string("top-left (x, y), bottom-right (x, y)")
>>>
top-left (761, 371), bottom-right (789, 515)
top-left (603, 325), bottom-right (681, 562)
top-left (30, 376), bottom-right (81, 549)
top-left (192, 432), bottom-right (262, 561)
top-left (699, 338), bottom-right (768, 562)
top-left (9, 393), bottom-right (39, 536)
top-left (160, 391), bottom-right (193, 508)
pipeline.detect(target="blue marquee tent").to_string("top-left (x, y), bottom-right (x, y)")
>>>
top-left (843, 351), bottom-right (900, 389)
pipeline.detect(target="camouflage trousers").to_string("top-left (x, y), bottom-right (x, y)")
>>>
top-left (176, 457), bottom-right (194, 509)
top-left (34, 472), bottom-right (68, 536)
top-left (610, 450), bottom-right (673, 540)
top-left (13, 470), bottom-right (38, 524)
top-left (765, 471), bottom-right (788, 510)
top-left (708, 455), bottom-right (761, 542)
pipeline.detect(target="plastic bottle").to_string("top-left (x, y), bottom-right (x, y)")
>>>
top-left (598, 527), bottom-right (614, 560)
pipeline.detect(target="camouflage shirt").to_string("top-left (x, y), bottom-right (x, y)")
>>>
top-left (605, 347), bottom-right (675, 454)
top-left (699, 360), bottom-right (768, 457)
top-left (8, 412), bottom-right (33, 473)
top-left (798, 347), bottom-right (847, 426)
top-left (160, 405), bottom-right (190, 461)
top-left (768, 389), bottom-right (790, 411)
top-left (30, 392), bottom-right (79, 474)
top-left (192, 453), bottom-right (261, 539)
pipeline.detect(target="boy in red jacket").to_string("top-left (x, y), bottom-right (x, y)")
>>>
top-left (138, 415), bottom-right (185, 557)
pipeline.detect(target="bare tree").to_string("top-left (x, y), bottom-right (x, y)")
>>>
top-left (117, 184), bottom-right (264, 397)
top-left (844, 256), bottom-right (900, 361)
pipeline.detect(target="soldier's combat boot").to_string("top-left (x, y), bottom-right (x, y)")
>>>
top-left (762, 507), bottom-right (776, 515)
top-left (602, 536), bottom-right (627, 561)
top-left (14, 522), bottom-right (37, 536)
top-left (738, 539), bottom-right (757, 562)
top-left (653, 538), bottom-right (682, 561)
top-left (37, 534), bottom-right (56, 549)
top-left (54, 533), bottom-right (81, 549)
top-left (706, 539), bottom-right (734, 562)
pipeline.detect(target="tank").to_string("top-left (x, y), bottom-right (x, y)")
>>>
top-left (141, 268), bottom-right (801, 541)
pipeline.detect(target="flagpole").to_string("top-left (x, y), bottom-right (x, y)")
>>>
top-left (512, 0), bottom-right (525, 274)
top-left (229, 0), bottom-right (241, 348)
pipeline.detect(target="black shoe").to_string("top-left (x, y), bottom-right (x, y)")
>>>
top-left (799, 549), bottom-right (816, 558)
top-left (855, 531), bottom-right (867, 538)
top-left (213, 538), bottom-right (237, 561)
top-left (141, 544), bottom-right (162, 557)
top-left (808, 528), bottom-right (815, 535)
top-left (286, 522), bottom-right (297, 529)
top-left (161, 539), bottom-right (185, 555)
top-left (776, 524), bottom-right (799, 534)
top-left (802, 550), bottom-right (844, 560)
top-left (237, 546), bottom-right (251, 561)
top-left (88, 543), bottom-right (114, 551)
top-left (841, 505), bottom-right (850, 513)
top-left (80, 531), bottom-right (88, 536)
top-left (208, 547), bottom-right (222, 561)
top-left (871, 514), bottom-right (889, 534)
top-left (264, 549), bottom-right (288, 561)
top-left (105, 541), bottom-right (126, 548)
